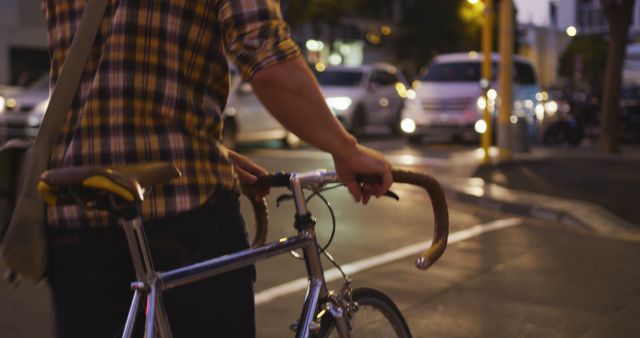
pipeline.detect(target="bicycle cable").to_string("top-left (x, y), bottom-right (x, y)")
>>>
top-left (305, 185), bottom-right (340, 253)
top-left (283, 184), bottom-right (350, 281)
top-left (304, 184), bottom-right (349, 281)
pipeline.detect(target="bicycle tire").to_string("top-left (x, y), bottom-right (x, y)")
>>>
top-left (316, 287), bottom-right (412, 338)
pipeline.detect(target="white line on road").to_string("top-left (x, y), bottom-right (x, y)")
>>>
top-left (255, 217), bottom-right (522, 305)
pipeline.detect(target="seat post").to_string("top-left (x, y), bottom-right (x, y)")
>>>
top-left (120, 214), bottom-right (173, 338)
top-left (121, 215), bottom-right (156, 283)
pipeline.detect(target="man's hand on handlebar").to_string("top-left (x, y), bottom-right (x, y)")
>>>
top-left (332, 144), bottom-right (393, 205)
top-left (226, 148), bottom-right (270, 198)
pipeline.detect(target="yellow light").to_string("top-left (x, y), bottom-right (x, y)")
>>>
top-left (380, 25), bottom-right (392, 36)
top-left (510, 115), bottom-right (518, 124)
top-left (315, 63), bottom-right (326, 72)
top-left (395, 82), bottom-right (408, 97)
top-left (6, 98), bottom-right (17, 110)
top-left (411, 80), bottom-right (421, 89)
top-left (366, 32), bottom-right (381, 45)
top-left (468, 51), bottom-right (478, 59)
top-left (566, 26), bottom-right (577, 37)
top-left (461, 0), bottom-right (485, 23)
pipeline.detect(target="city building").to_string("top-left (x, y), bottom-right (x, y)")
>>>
top-left (555, 0), bottom-right (640, 37)
top-left (0, 0), bottom-right (48, 86)
top-left (283, 0), bottom-right (406, 68)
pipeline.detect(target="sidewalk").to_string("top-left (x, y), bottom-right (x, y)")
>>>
top-left (434, 144), bottom-right (640, 241)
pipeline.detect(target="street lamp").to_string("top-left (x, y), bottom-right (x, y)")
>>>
top-left (466, 0), bottom-right (494, 164)
top-left (566, 26), bottom-right (578, 37)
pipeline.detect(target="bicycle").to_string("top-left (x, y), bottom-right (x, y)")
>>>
top-left (37, 162), bottom-right (449, 337)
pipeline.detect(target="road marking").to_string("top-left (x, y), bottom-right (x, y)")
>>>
top-left (255, 217), bottom-right (522, 305)
top-left (252, 149), bottom-right (447, 167)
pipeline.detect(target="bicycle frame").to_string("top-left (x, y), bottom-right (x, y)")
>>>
top-left (121, 170), bottom-right (350, 338)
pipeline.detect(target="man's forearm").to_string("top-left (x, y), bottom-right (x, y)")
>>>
top-left (249, 57), bottom-right (357, 159)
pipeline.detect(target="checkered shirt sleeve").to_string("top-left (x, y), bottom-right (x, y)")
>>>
top-left (41, 0), bottom-right (300, 227)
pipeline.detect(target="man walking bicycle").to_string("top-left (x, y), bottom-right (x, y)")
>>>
top-left (42, 0), bottom-right (392, 337)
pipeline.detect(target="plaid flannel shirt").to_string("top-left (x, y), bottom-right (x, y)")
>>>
top-left (43, 0), bottom-right (301, 228)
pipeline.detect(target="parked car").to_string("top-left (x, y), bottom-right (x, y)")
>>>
top-left (539, 89), bottom-right (584, 145)
top-left (221, 70), bottom-right (299, 149)
top-left (0, 76), bottom-right (50, 142)
top-left (315, 63), bottom-right (408, 137)
top-left (0, 72), bottom-right (298, 149)
top-left (400, 52), bottom-right (542, 143)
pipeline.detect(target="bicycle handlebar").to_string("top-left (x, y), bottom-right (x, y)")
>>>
top-left (391, 169), bottom-right (449, 270)
top-left (245, 168), bottom-right (449, 270)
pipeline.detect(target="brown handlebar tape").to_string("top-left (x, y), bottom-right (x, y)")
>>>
top-left (241, 183), bottom-right (270, 248)
top-left (391, 169), bottom-right (449, 270)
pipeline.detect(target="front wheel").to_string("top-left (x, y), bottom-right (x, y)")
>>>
top-left (317, 287), bottom-right (412, 338)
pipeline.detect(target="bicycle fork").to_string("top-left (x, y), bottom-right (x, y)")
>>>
top-left (294, 227), bottom-right (351, 338)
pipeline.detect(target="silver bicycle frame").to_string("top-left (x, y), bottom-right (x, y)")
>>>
top-left (121, 170), bottom-right (351, 338)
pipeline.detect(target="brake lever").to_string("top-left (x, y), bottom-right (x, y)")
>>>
top-left (384, 190), bottom-right (400, 201)
top-left (276, 193), bottom-right (294, 207)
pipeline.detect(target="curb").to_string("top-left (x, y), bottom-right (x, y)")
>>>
top-left (440, 177), bottom-right (640, 242)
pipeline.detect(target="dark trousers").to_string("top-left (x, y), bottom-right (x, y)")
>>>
top-left (47, 190), bottom-right (256, 338)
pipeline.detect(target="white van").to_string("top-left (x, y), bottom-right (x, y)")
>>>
top-left (400, 52), bottom-right (542, 143)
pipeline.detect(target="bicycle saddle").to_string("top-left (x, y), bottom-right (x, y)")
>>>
top-left (38, 162), bottom-right (181, 206)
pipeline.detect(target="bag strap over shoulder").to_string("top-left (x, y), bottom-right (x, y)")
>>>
top-left (37, 0), bottom-right (110, 149)
top-left (1, 0), bottom-right (110, 283)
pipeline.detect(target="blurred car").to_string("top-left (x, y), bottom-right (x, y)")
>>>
top-left (315, 63), bottom-right (408, 137)
top-left (0, 76), bottom-right (50, 141)
top-left (0, 72), bottom-right (298, 149)
top-left (538, 89), bottom-right (583, 145)
top-left (221, 70), bottom-right (299, 149)
top-left (400, 52), bottom-right (542, 143)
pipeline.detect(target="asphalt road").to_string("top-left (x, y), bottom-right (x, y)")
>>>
top-left (1, 139), bottom-right (639, 337)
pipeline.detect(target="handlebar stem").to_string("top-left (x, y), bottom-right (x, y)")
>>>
top-left (290, 170), bottom-right (339, 220)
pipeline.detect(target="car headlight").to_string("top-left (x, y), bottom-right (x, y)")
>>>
top-left (487, 89), bottom-right (498, 101)
top-left (326, 97), bottom-right (352, 112)
top-left (400, 118), bottom-right (416, 133)
top-left (476, 96), bottom-right (487, 111)
top-left (544, 100), bottom-right (558, 115)
top-left (535, 103), bottom-right (545, 119)
top-left (474, 119), bottom-right (487, 134)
